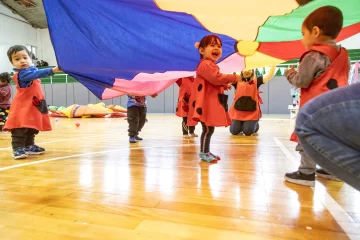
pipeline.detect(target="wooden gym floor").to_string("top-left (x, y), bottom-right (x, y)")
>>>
top-left (0, 115), bottom-right (359, 240)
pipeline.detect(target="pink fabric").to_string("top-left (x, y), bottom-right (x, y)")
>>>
top-left (218, 53), bottom-right (245, 73)
top-left (102, 54), bottom-right (245, 99)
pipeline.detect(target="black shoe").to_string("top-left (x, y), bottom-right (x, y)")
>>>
top-left (284, 170), bottom-right (315, 187)
top-left (135, 135), bottom-right (143, 141)
top-left (254, 123), bottom-right (259, 133)
top-left (316, 169), bottom-right (342, 181)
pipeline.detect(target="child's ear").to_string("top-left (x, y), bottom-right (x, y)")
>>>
top-left (312, 26), bottom-right (321, 37)
top-left (198, 47), bottom-right (205, 55)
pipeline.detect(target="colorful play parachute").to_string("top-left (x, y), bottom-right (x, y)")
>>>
top-left (43, 0), bottom-right (360, 100)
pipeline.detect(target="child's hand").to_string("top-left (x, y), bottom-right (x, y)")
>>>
top-left (52, 66), bottom-right (61, 73)
top-left (223, 84), bottom-right (232, 90)
top-left (284, 65), bottom-right (295, 75)
top-left (235, 74), bottom-right (242, 82)
top-left (151, 94), bottom-right (157, 98)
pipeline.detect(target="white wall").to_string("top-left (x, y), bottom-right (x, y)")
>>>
top-left (0, 4), bottom-right (37, 72)
top-left (36, 28), bottom-right (57, 66)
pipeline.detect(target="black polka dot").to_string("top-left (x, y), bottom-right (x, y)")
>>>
top-left (176, 107), bottom-right (178, 112)
top-left (198, 84), bottom-right (203, 91)
top-left (192, 101), bottom-right (196, 108)
top-left (327, 79), bottom-right (338, 90)
top-left (196, 107), bottom-right (202, 115)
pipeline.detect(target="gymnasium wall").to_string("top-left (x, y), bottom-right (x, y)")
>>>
top-left (8, 76), bottom-right (293, 114)
top-left (0, 4), bottom-right (38, 72)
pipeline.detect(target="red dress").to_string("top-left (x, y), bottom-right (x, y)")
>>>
top-left (188, 59), bottom-right (237, 127)
top-left (175, 77), bottom-right (194, 118)
top-left (3, 73), bottom-right (52, 131)
top-left (229, 75), bottom-right (262, 121)
top-left (291, 43), bottom-right (350, 142)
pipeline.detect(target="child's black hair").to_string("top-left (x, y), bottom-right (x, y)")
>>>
top-left (0, 72), bottom-right (11, 84)
top-left (7, 45), bottom-right (31, 63)
top-left (303, 6), bottom-right (343, 39)
top-left (197, 35), bottom-right (222, 59)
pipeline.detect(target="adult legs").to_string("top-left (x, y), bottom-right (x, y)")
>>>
top-left (295, 83), bottom-right (360, 190)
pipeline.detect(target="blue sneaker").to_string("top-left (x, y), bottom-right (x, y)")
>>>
top-left (24, 145), bottom-right (45, 155)
top-left (199, 152), bottom-right (218, 163)
top-left (135, 135), bottom-right (143, 140)
top-left (129, 136), bottom-right (137, 143)
top-left (13, 148), bottom-right (27, 160)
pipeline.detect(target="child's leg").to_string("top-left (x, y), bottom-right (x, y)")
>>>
top-left (127, 107), bottom-right (140, 136)
top-left (137, 107), bottom-right (147, 139)
top-left (182, 117), bottom-right (189, 135)
top-left (199, 122), bottom-right (216, 162)
top-left (242, 120), bottom-right (259, 136)
top-left (189, 126), bottom-right (195, 134)
top-left (229, 120), bottom-right (243, 135)
top-left (284, 143), bottom-right (316, 186)
top-left (24, 128), bottom-right (44, 155)
top-left (11, 128), bottom-right (27, 159)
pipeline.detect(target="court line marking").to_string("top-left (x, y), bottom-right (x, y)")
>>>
top-left (273, 137), bottom-right (359, 239)
top-left (0, 133), bottom-right (113, 151)
top-left (0, 143), bottom-right (278, 172)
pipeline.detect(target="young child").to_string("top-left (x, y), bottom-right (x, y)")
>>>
top-left (3, 45), bottom-right (60, 159)
top-left (190, 35), bottom-right (241, 163)
top-left (284, 6), bottom-right (350, 186)
top-left (229, 65), bottom-right (276, 136)
top-left (0, 72), bottom-right (12, 131)
top-left (127, 94), bottom-right (157, 143)
top-left (175, 77), bottom-right (198, 139)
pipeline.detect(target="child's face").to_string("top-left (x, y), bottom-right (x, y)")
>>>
top-left (242, 69), bottom-right (253, 79)
top-left (199, 39), bottom-right (222, 62)
top-left (0, 81), bottom-right (7, 86)
top-left (301, 25), bottom-right (320, 50)
top-left (11, 50), bottom-right (32, 69)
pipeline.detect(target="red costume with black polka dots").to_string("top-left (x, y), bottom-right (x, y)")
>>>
top-left (291, 43), bottom-right (350, 142)
top-left (188, 59), bottom-right (236, 158)
top-left (175, 77), bottom-right (197, 135)
top-left (189, 59), bottom-right (236, 127)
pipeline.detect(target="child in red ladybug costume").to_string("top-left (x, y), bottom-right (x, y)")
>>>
top-left (175, 77), bottom-right (198, 139)
top-left (229, 65), bottom-right (276, 136)
top-left (189, 35), bottom-right (241, 163)
top-left (3, 45), bottom-right (60, 159)
top-left (284, 6), bottom-right (350, 187)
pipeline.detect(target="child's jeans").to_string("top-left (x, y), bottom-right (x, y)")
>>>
top-left (295, 83), bottom-right (360, 191)
top-left (127, 106), bottom-right (146, 137)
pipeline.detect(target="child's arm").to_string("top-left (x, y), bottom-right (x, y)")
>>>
top-left (18, 66), bottom-right (60, 83)
top-left (197, 60), bottom-right (239, 85)
top-left (223, 84), bottom-right (232, 90)
top-left (0, 86), bottom-right (10, 96)
top-left (262, 65), bottom-right (276, 83)
top-left (285, 54), bottom-right (323, 88)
